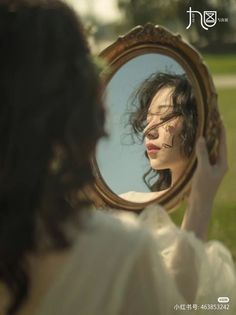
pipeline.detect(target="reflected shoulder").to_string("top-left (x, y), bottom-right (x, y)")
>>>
top-left (119, 191), bottom-right (164, 203)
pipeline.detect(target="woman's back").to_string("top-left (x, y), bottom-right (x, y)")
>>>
top-left (6, 210), bottom-right (184, 315)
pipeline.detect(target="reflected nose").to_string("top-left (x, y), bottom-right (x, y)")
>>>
top-left (144, 124), bottom-right (159, 140)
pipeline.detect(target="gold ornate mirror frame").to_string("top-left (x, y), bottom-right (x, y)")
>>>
top-left (91, 24), bottom-right (221, 212)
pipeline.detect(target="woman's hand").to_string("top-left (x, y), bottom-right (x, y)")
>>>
top-left (181, 122), bottom-right (228, 240)
top-left (190, 122), bottom-right (228, 207)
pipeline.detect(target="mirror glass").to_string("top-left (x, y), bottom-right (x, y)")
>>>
top-left (96, 53), bottom-right (196, 203)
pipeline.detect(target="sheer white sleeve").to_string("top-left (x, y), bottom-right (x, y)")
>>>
top-left (138, 205), bottom-right (236, 312)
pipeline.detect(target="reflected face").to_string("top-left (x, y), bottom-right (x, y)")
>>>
top-left (144, 87), bottom-right (188, 170)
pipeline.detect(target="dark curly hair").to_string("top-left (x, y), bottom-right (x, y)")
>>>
top-left (0, 1), bottom-right (105, 314)
top-left (129, 72), bottom-right (197, 191)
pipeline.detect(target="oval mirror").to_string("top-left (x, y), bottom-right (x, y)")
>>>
top-left (92, 24), bottom-right (221, 212)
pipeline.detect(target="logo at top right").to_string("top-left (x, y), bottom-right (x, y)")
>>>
top-left (186, 7), bottom-right (228, 30)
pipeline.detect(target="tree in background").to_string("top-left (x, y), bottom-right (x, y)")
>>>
top-left (117, 0), bottom-right (179, 30)
top-left (117, 0), bottom-right (235, 48)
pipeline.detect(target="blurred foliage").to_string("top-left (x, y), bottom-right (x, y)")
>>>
top-left (118, 0), bottom-right (178, 26)
top-left (117, 0), bottom-right (235, 47)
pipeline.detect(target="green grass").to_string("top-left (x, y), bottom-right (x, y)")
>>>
top-left (171, 88), bottom-right (236, 262)
top-left (203, 54), bottom-right (236, 75)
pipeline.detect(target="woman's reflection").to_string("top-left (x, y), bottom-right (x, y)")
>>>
top-left (121, 73), bottom-right (197, 202)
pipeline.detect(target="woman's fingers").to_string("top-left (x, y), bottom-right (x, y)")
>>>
top-left (196, 121), bottom-right (228, 177)
top-left (217, 122), bottom-right (228, 172)
top-left (195, 137), bottom-right (209, 167)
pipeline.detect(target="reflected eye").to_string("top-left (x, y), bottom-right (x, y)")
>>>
top-left (142, 110), bottom-right (181, 136)
top-left (160, 112), bottom-right (181, 124)
top-left (143, 113), bottom-right (182, 135)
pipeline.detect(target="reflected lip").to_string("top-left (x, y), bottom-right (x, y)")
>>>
top-left (146, 143), bottom-right (161, 153)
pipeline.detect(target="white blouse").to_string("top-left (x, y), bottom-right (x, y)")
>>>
top-left (36, 205), bottom-right (236, 315)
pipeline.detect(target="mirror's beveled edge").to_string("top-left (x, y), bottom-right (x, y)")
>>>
top-left (92, 23), bottom-right (220, 212)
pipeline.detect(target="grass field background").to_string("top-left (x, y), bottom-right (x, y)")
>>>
top-left (203, 54), bottom-right (236, 75)
top-left (171, 55), bottom-right (236, 261)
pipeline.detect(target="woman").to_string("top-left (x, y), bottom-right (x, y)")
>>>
top-left (0, 1), bottom-right (235, 315)
top-left (120, 73), bottom-right (197, 202)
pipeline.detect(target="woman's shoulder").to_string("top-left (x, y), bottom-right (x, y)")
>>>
top-left (88, 209), bottom-right (151, 246)
top-left (37, 210), bottom-right (162, 315)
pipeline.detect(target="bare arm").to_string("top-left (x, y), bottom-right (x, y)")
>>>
top-left (182, 122), bottom-right (228, 240)
top-left (170, 122), bottom-right (228, 303)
